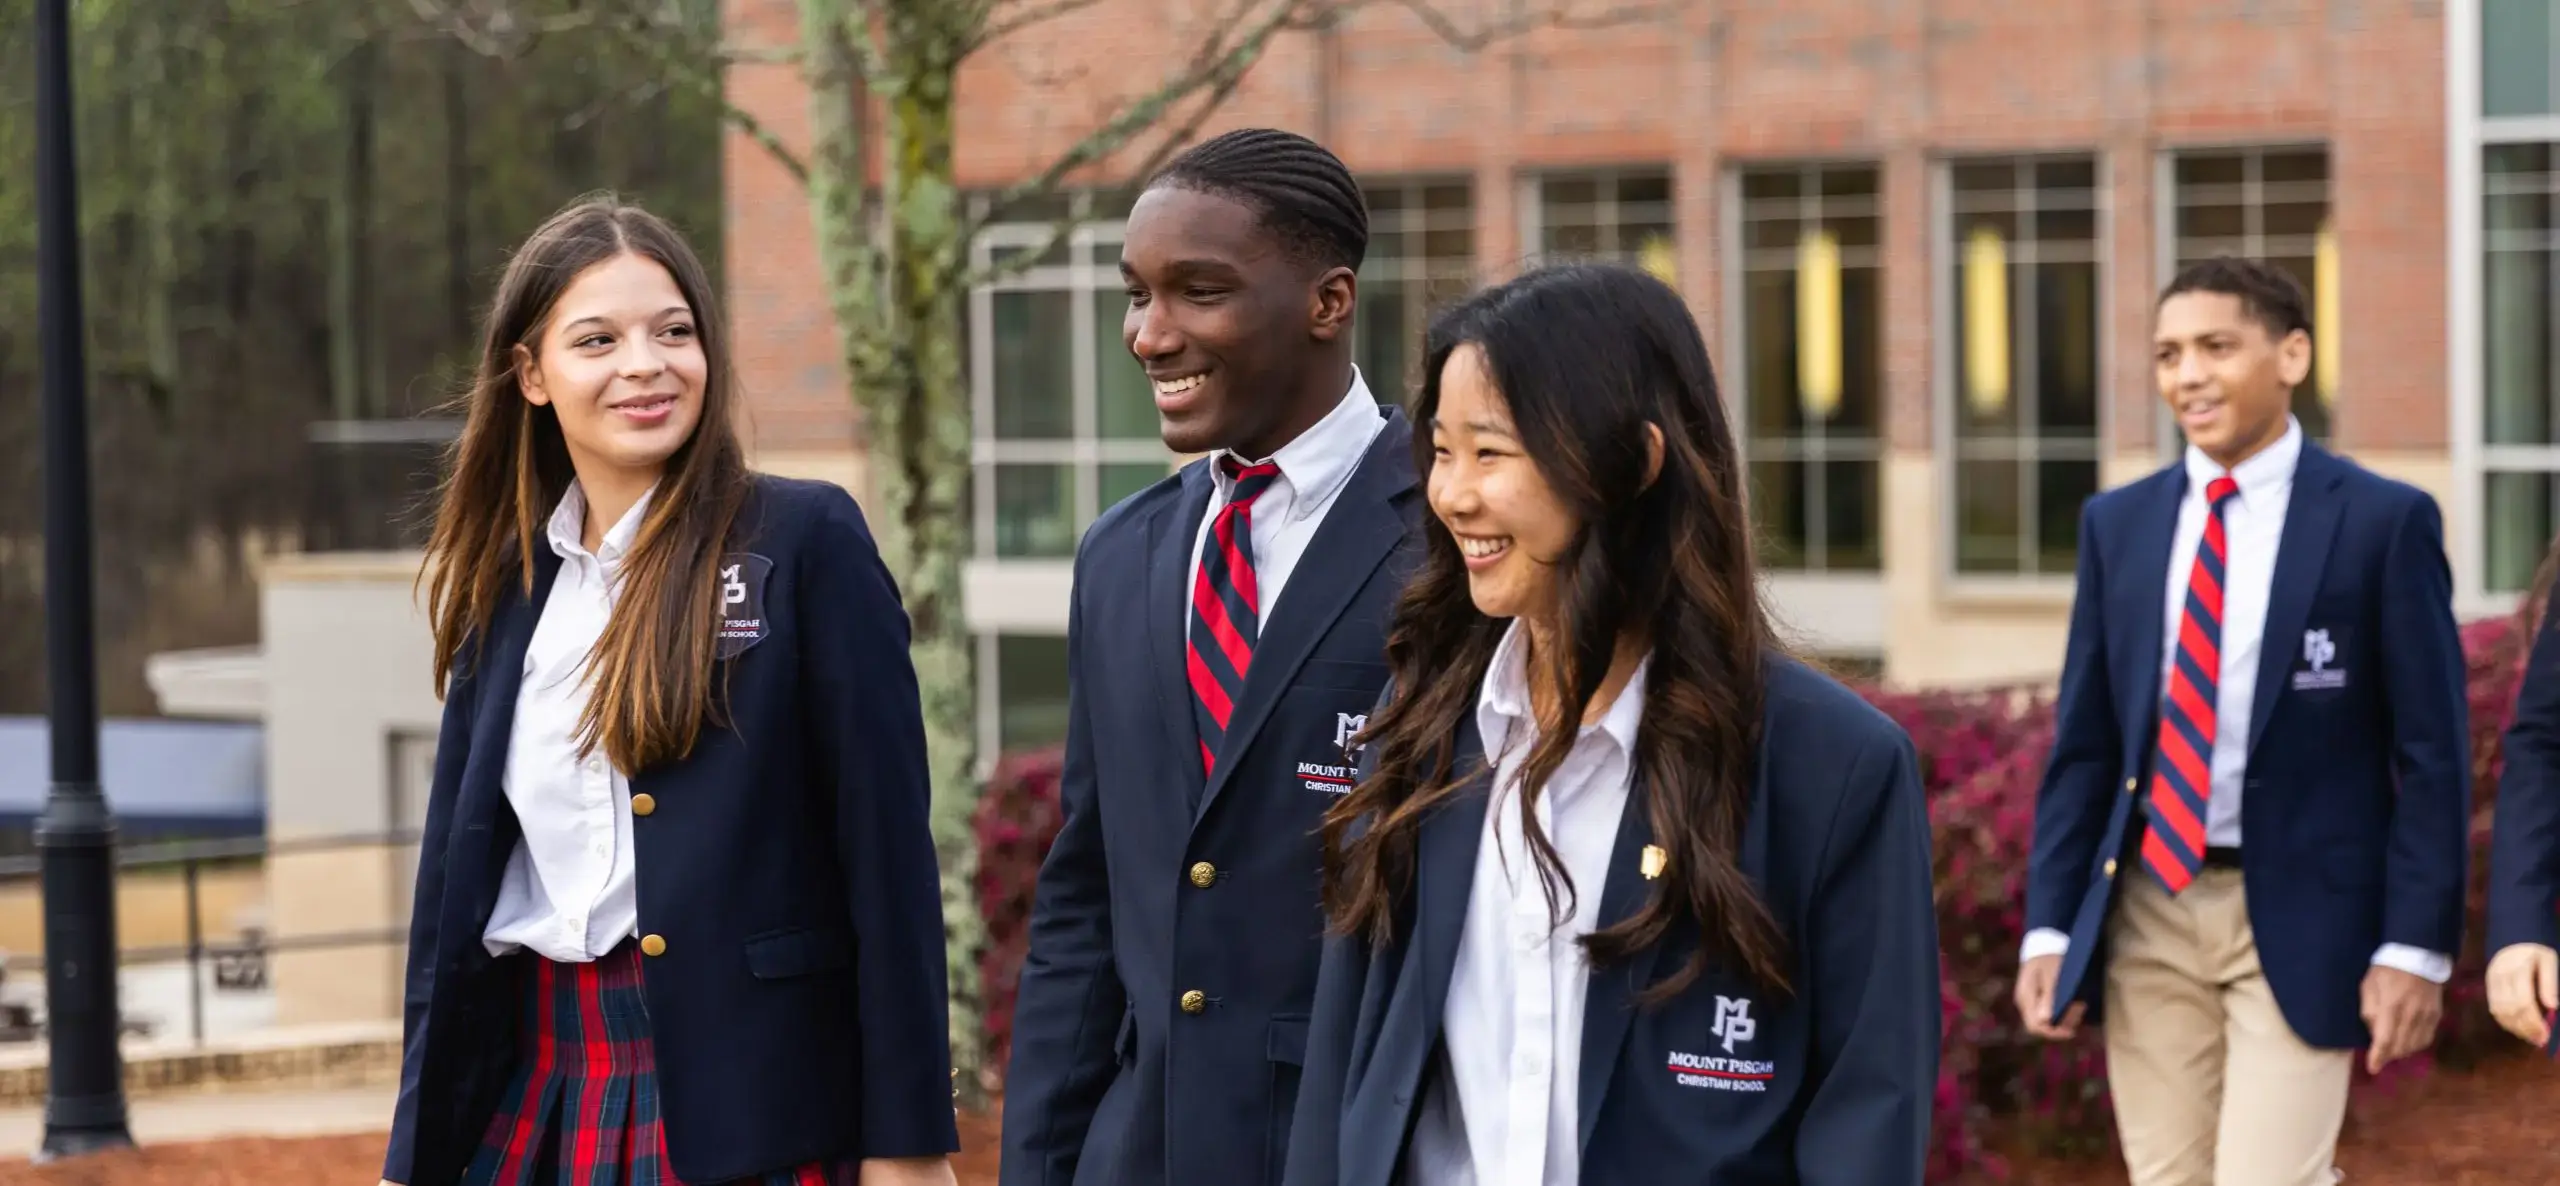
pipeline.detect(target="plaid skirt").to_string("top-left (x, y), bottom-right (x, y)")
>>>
top-left (461, 939), bottom-right (862, 1186)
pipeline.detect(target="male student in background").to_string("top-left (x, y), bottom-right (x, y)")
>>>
top-left (2014, 257), bottom-right (2470, 1186)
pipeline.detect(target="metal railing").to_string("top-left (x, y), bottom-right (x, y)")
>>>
top-left (0, 828), bottom-right (423, 1048)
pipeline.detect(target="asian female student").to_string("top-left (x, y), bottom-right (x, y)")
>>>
top-left (1283, 262), bottom-right (1942, 1186)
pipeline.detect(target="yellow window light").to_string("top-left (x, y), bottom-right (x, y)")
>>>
top-left (1796, 228), bottom-right (1843, 420)
top-left (1963, 224), bottom-right (2011, 418)
top-left (2314, 220), bottom-right (2340, 405)
top-left (1638, 233), bottom-right (1678, 287)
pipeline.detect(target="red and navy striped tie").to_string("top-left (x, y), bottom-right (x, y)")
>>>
top-left (1188, 458), bottom-right (1282, 776)
top-left (2143, 474), bottom-right (2240, 894)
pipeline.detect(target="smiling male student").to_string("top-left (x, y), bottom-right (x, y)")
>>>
top-left (998, 128), bottom-right (1424, 1186)
top-left (2015, 257), bottom-right (2470, 1186)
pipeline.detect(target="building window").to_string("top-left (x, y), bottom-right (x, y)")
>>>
top-left (2485, 0), bottom-right (2558, 119)
top-left (2482, 142), bottom-right (2560, 593)
top-left (1355, 179), bottom-right (1476, 399)
top-left (2476, 1), bottom-right (2560, 596)
top-left (970, 191), bottom-right (1180, 561)
top-left (992, 633), bottom-right (1072, 752)
top-left (2165, 147), bottom-right (2334, 441)
top-left (1942, 156), bottom-right (2105, 578)
top-left (1524, 168), bottom-right (1677, 278)
top-left (1732, 163), bottom-right (1884, 572)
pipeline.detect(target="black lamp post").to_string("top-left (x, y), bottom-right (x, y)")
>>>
top-left (33, 0), bottom-right (136, 1161)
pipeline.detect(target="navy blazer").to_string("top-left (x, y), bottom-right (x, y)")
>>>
top-left (2489, 597), bottom-right (2560, 999)
top-left (2026, 443), bottom-right (2471, 1049)
top-left (1282, 656), bottom-right (1941, 1186)
top-left (383, 476), bottom-right (959, 1185)
top-left (999, 408), bottom-right (1424, 1186)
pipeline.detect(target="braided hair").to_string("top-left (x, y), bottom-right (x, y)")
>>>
top-left (1148, 128), bottom-right (1369, 272)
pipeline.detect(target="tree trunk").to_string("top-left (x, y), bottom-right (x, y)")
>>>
top-left (795, 0), bottom-right (988, 1098)
top-left (876, 0), bottom-right (983, 1101)
top-left (445, 38), bottom-right (473, 353)
top-left (328, 34), bottom-right (378, 421)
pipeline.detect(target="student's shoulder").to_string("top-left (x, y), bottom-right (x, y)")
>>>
top-left (2080, 463), bottom-right (2180, 524)
top-left (739, 473), bottom-right (876, 555)
top-left (2313, 446), bottom-right (2440, 523)
top-left (1082, 459), bottom-right (1201, 548)
top-left (1760, 654), bottom-right (1918, 818)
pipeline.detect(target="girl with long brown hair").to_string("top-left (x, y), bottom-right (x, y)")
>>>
top-left (1281, 262), bottom-right (1939, 1185)
top-left (380, 195), bottom-right (958, 1186)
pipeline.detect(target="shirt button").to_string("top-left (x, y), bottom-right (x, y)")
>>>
top-left (587, 757), bottom-right (606, 776)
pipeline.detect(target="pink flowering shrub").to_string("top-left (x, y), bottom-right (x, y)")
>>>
top-left (969, 615), bottom-right (2538, 1181)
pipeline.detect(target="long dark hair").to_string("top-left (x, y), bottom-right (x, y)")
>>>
top-left (419, 194), bottom-right (751, 773)
top-left (1319, 262), bottom-right (1792, 1002)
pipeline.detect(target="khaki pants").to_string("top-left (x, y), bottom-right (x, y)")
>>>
top-left (2102, 867), bottom-right (2352, 1186)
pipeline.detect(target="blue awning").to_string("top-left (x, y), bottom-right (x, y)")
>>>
top-left (0, 717), bottom-right (263, 828)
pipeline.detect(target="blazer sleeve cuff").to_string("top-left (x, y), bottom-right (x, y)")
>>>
top-left (2488, 906), bottom-right (2560, 960)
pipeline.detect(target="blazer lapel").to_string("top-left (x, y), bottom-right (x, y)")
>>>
top-left (1413, 715), bottom-right (1491, 1060)
top-left (1147, 466), bottom-right (1216, 808)
top-left (1575, 773), bottom-right (1677, 1156)
top-left (2249, 445), bottom-right (2345, 756)
top-left (2117, 469), bottom-right (2185, 747)
top-left (1194, 410), bottom-right (1418, 825)
top-left (447, 547), bottom-right (562, 933)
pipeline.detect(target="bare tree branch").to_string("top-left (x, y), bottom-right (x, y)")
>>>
top-left (956, 0), bottom-right (1318, 271)
top-left (973, 0), bottom-right (1112, 51)
top-left (605, 17), bottom-right (813, 184)
top-left (404, 0), bottom-right (596, 58)
top-left (1373, 0), bottom-right (1675, 51)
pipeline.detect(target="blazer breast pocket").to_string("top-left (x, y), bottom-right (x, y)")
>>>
top-left (2281, 620), bottom-right (2353, 699)
top-left (714, 552), bottom-right (776, 660)
top-left (1277, 676), bottom-right (1390, 798)
top-left (1653, 985), bottom-right (1785, 1104)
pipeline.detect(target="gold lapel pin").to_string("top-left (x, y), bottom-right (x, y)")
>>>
top-left (1640, 844), bottom-right (1667, 880)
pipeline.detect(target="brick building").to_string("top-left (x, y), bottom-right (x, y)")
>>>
top-left (721, 0), bottom-right (2560, 761)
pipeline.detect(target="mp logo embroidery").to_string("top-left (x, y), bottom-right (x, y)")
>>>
top-left (714, 553), bottom-right (774, 659)
top-left (1712, 995), bottom-right (1757, 1052)
top-left (2292, 627), bottom-right (2345, 691)
top-left (1334, 712), bottom-right (1367, 757)
top-left (1670, 996), bottom-right (1774, 1092)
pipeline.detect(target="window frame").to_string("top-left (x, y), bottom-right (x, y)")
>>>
top-left (1930, 151), bottom-right (2115, 595)
top-left (1514, 166), bottom-right (1679, 271)
top-left (2452, 0), bottom-right (2560, 614)
top-left (1719, 158), bottom-right (1889, 576)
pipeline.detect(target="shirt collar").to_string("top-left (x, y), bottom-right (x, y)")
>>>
top-left (2183, 414), bottom-right (2303, 506)
top-left (1210, 367), bottom-right (1382, 516)
top-left (546, 479), bottom-right (658, 567)
top-left (1475, 617), bottom-right (1652, 766)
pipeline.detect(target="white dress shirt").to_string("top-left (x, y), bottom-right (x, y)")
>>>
top-left (481, 481), bottom-right (654, 962)
top-left (2021, 417), bottom-right (2449, 983)
top-left (1406, 620), bottom-right (1650, 1186)
top-left (1184, 368), bottom-right (1386, 628)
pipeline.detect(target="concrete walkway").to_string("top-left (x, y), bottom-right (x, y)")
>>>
top-left (0, 1083), bottom-right (392, 1158)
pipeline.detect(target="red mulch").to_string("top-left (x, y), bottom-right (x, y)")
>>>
top-left (3, 1058), bottom-right (2558, 1185)
top-left (1995, 1050), bottom-right (2560, 1185)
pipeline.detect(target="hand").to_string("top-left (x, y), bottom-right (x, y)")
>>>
top-left (2486, 943), bottom-right (2560, 1049)
top-left (2359, 964), bottom-right (2445, 1073)
top-left (2014, 954), bottom-right (2085, 1040)
top-left (858, 1157), bottom-right (958, 1186)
